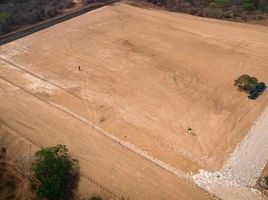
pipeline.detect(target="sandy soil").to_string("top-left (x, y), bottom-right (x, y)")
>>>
top-left (1, 2), bottom-right (268, 199)
top-left (1, 1), bottom-right (268, 172)
top-left (0, 78), bottom-right (213, 199)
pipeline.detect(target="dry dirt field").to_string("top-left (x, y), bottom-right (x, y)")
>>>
top-left (0, 1), bottom-right (268, 199)
top-left (0, 148), bottom-right (35, 200)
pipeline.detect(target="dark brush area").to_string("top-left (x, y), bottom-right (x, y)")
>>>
top-left (146, 0), bottom-right (268, 21)
top-left (0, 0), bottom-right (76, 36)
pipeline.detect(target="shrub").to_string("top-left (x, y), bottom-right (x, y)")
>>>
top-left (0, 12), bottom-right (12, 33)
top-left (0, 0), bottom-right (75, 35)
top-left (31, 145), bottom-right (79, 200)
top-left (265, 176), bottom-right (268, 186)
top-left (214, 0), bottom-right (230, 7)
top-left (259, 0), bottom-right (268, 11)
top-left (234, 74), bottom-right (258, 92)
top-left (259, 176), bottom-right (268, 189)
top-left (209, 2), bottom-right (218, 8)
top-left (242, 0), bottom-right (255, 10)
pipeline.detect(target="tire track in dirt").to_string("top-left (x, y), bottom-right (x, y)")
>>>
top-left (0, 78), bottom-right (197, 198)
top-left (0, 73), bottom-right (190, 181)
top-left (108, 7), bottom-right (212, 166)
top-left (9, 16), bottom-right (204, 166)
top-left (0, 57), bottom-right (82, 100)
top-left (0, 120), bottom-right (43, 149)
top-left (81, 69), bottom-right (97, 124)
top-left (80, 171), bottom-right (117, 199)
top-left (74, 10), bottom-right (204, 175)
top-left (0, 79), bottom-right (120, 199)
top-left (44, 7), bottom-right (207, 170)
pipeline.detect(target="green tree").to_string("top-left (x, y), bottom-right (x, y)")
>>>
top-left (31, 145), bottom-right (79, 200)
top-left (243, 0), bottom-right (255, 10)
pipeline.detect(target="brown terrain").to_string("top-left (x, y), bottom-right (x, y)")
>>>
top-left (0, 1), bottom-right (268, 199)
top-left (256, 163), bottom-right (268, 197)
top-left (0, 148), bottom-right (35, 200)
top-left (262, 163), bottom-right (268, 177)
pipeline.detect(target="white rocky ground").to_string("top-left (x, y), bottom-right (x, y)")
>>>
top-left (193, 106), bottom-right (268, 200)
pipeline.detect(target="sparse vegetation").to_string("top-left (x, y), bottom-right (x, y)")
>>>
top-left (31, 145), bottom-right (79, 200)
top-left (0, 0), bottom-right (74, 35)
top-left (213, 0), bottom-right (230, 7)
top-left (234, 74), bottom-right (259, 92)
top-left (257, 175), bottom-right (268, 198)
top-left (242, 0), bottom-right (256, 11)
top-left (0, 147), bottom-right (36, 200)
top-left (258, 176), bottom-right (268, 191)
top-left (0, 12), bottom-right (12, 33)
top-left (1, 145), bottom-right (109, 200)
top-left (146, 0), bottom-right (268, 21)
top-left (264, 176), bottom-right (268, 187)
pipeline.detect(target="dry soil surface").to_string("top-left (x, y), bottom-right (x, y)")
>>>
top-left (0, 148), bottom-right (35, 200)
top-left (1, 2), bottom-right (268, 199)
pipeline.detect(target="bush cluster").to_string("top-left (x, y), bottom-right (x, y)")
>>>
top-left (258, 176), bottom-right (268, 189)
top-left (234, 74), bottom-right (266, 99)
top-left (234, 74), bottom-right (259, 92)
top-left (147, 0), bottom-right (268, 20)
top-left (31, 145), bottom-right (79, 200)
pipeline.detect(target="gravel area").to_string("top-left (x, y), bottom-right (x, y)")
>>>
top-left (193, 105), bottom-right (268, 199)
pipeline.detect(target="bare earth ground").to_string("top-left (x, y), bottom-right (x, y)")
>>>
top-left (0, 2), bottom-right (268, 199)
top-left (262, 163), bottom-right (268, 177)
top-left (0, 79), bottom-right (213, 199)
top-left (0, 148), bottom-right (35, 200)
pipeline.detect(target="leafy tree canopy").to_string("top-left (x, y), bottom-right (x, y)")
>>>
top-left (31, 145), bottom-right (78, 200)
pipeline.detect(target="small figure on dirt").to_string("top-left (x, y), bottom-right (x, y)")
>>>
top-left (78, 65), bottom-right (81, 71)
top-left (187, 127), bottom-right (196, 136)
